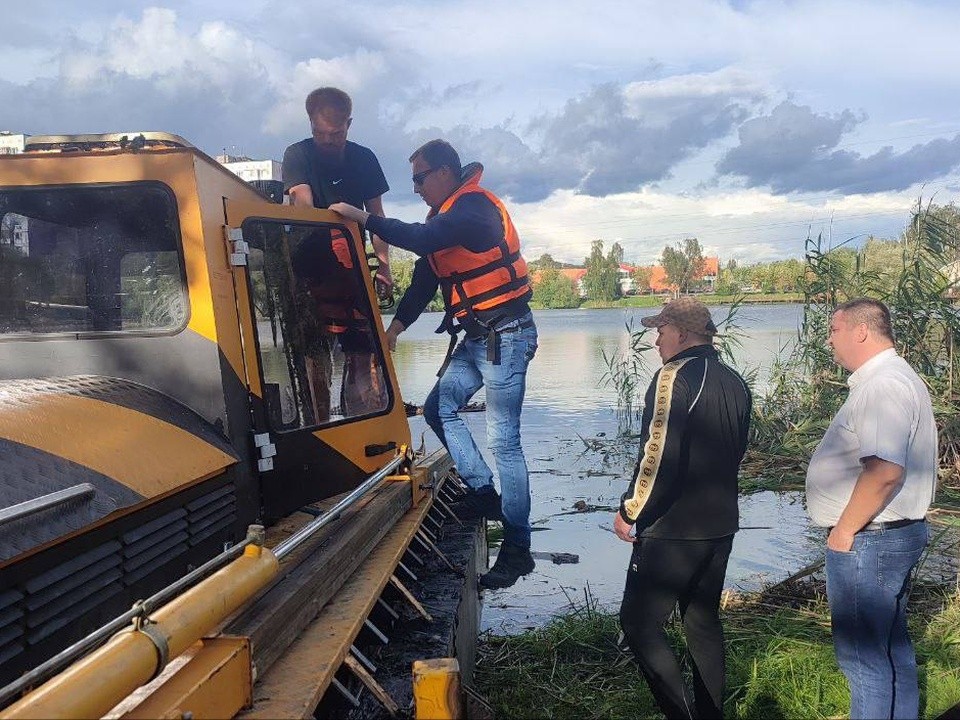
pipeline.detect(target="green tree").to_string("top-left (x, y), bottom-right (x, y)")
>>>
top-left (529, 253), bottom-right (560, 270)
top-left (390, 250), bottom-right (416, 299)
top-left (660, 237), bottom-right (705, 294)
top-left (532, 267), bottom-right (580, 308)
top-left (630, 266), bottom-right (652, 294)
top-left (388, 249), bottom-right (443, 311)
top-left (582, 240), bottom-right (622, 301)
top-left (714, 258), bottom-right (744, 296)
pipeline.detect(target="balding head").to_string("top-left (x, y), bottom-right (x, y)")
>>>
top-left (834, 298), bottom-right (894, 343)
top-left (829, 297), bottom-right (895, 371)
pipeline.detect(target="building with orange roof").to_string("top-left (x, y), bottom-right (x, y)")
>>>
top-left (628, 257), bottom-right (719, 294)
top-left (531, 267), bottom-right (589, 297)
top-left (533, 257), bottom-right (718, 298)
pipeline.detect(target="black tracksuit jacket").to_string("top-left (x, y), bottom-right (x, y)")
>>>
top-left (618, 344), bottom-right (752, 539)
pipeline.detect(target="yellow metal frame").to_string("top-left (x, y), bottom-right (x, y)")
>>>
top-left (412, 659), bottom-right (462, 720)
top-left (221, 198), bottom-right (411, 474)
top-left (120, 637), bottom-right (252, 720)
top-left (1, 543), bottom-right (278, 720)
top-left (0, 148), bottom-right (265, 388)
top-left (239, 489), bottom-right (437, 718)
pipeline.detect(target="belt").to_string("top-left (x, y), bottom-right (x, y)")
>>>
top-left (495, 319), bottom-right (535, 334)
top-left (437, 318), bottom-right (535, 377)
top-left (832, 518), bottom-right (923, 533)
top-left (862, 518), bottom-right (923, 532)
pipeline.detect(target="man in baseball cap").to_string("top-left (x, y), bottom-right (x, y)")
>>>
top-left (614, 295), bottom-right (751, 718)
top-left (640, 296), bottom-right (718, 338)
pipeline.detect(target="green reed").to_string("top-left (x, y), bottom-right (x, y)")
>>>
top-left (746, 199), bottom-right (960, 497)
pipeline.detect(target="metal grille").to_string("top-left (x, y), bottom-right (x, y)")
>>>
top-left (0, 482), bottom-right (237, 684)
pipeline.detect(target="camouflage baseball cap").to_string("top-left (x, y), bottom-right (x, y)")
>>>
top-left (640, 297), bottom-right (717, 336)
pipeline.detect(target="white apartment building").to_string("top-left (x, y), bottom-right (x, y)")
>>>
top-left (219, 157), bottom-right (282, 183)
top-left (0, 132), bottom-right (27, 155)
top-left (0, 133), bottom-right (29, 253)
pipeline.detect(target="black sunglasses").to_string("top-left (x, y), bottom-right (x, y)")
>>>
top-left (412, 166), bottom-right (441, 186)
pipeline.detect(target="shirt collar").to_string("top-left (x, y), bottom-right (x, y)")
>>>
top-left (848, 347), bottom-right (898, 388)
top-left (665, 344), bottom-right (718, 364)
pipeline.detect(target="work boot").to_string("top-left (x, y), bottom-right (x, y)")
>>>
top-left (451, 487), bottom-right (503, 521)
top-left (479, 543), bottom-right (535, 590)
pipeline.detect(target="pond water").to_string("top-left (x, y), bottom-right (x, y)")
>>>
top-left (390, 304), bottom-right (824, 633)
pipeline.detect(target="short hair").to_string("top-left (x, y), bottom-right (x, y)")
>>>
top-left (409, 139), bottom-right (461, 177)
top-left (834, 297), bottom-right (894, 342)
top-left (305, 87), bottom-right (352, 121)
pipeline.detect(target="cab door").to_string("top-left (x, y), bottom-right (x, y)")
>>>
top-left (224, 200), bottom-right (411, 521)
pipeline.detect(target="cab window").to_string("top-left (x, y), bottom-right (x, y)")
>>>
top-left (0, 183), bottom-right (186, 336)
top-left (242, 219), bottom-right (391, 430)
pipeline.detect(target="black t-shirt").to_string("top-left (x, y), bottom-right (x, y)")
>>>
top-left (282, 139), bottom-right (389, 209)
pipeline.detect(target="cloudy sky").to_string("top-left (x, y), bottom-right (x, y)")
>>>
top-left (4, 0), bottom-right (960, 265)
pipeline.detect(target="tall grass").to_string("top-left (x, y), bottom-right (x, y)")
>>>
top-left (600, 300), bottom-right (752, 433)
top-left (746, 200), bottom-right (960, 496)
top-left (475, 579), bottom-right (960, 719)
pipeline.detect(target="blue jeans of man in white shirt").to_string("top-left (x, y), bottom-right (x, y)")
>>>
top-left (422, 313), bottom-right (537, 548)
top-left (825, 520), bottom-right (928, 719)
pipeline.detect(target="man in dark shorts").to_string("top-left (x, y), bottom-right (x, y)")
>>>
top-left (282, 87), bottom-right (390, 422)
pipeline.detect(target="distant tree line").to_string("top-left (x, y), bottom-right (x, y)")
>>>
top-left (384, 203), bottom-right (960, 308)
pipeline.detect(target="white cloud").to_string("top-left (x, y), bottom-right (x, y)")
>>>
top-left (510, 186), bottom-right (918, 266)
top-left (263, 49), bottom-right (391, 136)
top-left (62, 8), bottom-right (192, 84)
top-left (3, 0), bottom-right (960, 264)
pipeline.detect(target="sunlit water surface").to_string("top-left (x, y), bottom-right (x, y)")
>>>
top-left (390, 304), bottom-right (819, 633)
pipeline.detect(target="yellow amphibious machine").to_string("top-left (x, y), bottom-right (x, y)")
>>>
top-left (0, 133), bottom-right (482, 719)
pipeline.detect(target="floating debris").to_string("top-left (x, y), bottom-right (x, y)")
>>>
top-left (404, 401), bottom-right (486, 417)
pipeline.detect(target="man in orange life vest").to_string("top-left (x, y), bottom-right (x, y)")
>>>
top-left (331, 139), bottom-right (539, 590)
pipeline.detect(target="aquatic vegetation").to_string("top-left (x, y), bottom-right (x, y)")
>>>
top-left (748, 200), bottom-right (960, 498)
top-left (600, 200), bottom-right (960, 498)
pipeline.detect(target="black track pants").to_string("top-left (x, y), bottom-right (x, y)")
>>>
top-left (619, 535), bottom-right (734, 719)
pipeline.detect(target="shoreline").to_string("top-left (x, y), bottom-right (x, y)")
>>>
top-left (531, 293), bottom-right (803, 311)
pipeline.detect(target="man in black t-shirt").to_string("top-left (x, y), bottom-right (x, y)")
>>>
top-left (282, 87), bottom-right (390, 422)
top-left (282, 86), bottom-right (391, 290)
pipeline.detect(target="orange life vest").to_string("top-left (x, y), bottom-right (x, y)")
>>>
top-left (426, 169), bottom-right (530, 331)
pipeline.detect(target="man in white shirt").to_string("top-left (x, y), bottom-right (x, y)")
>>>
top-left (806, 298), bottom-right (936, 720)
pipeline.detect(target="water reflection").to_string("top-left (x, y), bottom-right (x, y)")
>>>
top-left (391, 305), bottom-right (818, 633)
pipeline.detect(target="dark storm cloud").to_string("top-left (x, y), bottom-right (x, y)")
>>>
top-left (537, 83), bottom-right (753, 198)
top-left (0, 74), bottom-right (281, 160)
top-left (717, 100), bottom-right (960, 193)
top-left (397, 82), bottom-right (759, 203)
top-left (442, 125), bottom-right (564, 203)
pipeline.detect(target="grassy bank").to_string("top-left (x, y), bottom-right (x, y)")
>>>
top-left (595, 292), bottom-right (803, 308)
top-left (475, 576), bottom-right (960, 719)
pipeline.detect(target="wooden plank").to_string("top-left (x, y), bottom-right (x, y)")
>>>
top-left (239, 493), bottom-right (434, 719)
top-left (344, 654), bottom-right (399, 717)
top-left (389, 575), bottom-right (432, 621)
top-left (225, 481), bottom-right (411, 678)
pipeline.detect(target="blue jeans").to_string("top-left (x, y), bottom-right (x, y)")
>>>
top-left (423, 313), bottom-right (538, 548)
top-left (825, 520), bottom-right (928, 720)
